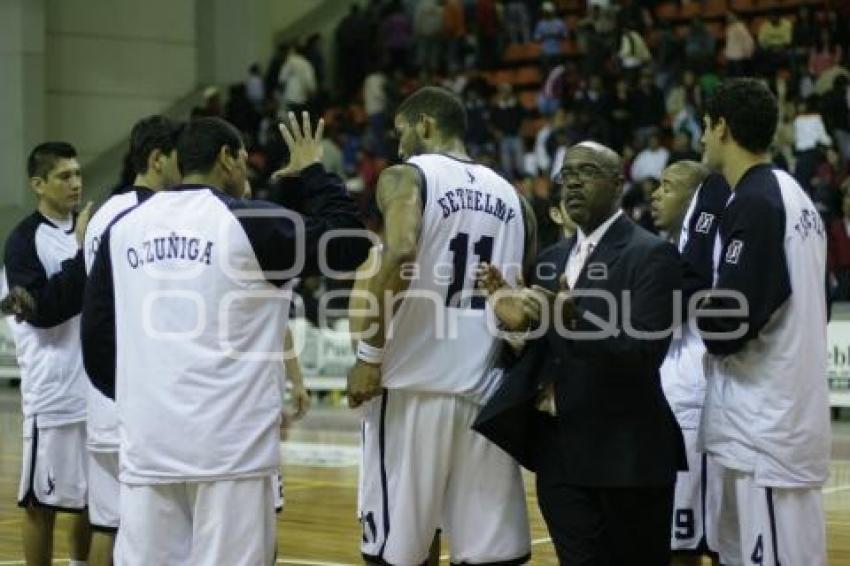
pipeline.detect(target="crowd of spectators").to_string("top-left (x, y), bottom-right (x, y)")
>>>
top-left (192, 0), bottom-right (850, 307)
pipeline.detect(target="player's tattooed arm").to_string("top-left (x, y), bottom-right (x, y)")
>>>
top-left (347, 165), bottom-right (422, 408)
top-left (362, 164), bottom-right (423, 349)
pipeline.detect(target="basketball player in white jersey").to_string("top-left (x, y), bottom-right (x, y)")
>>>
top-left (651, 161), bottom-right (723, 565)
top-left (697, 78), bottom-right (830, 566)
top-left (3, 142), bottom-right (93, 566)
top-left (347, 86), bottom-right (535, 565)
top-left (82, 115), bottom-right (369, 565)
top-left (83, 115), bottom-right (183, 565)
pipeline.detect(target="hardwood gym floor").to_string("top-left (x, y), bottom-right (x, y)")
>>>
top-left (0, 394), bottom-right (846, 565)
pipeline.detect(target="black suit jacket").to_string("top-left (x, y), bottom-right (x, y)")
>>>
top-left (474, 216), bottom-right (686, 487)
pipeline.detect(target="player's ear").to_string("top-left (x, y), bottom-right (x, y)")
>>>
top-left (417, 114), bottom-right (433, 140)
top-left (549, 206), bottom-right (564, 226)
top-left (29, 175), bottom-right (45, 197)
top-left (218, 145), bottom-right (233, 172)
top-left (716, 117), bottom-right (730, 142)
top-left (148, 148), bottom-right (163, 174)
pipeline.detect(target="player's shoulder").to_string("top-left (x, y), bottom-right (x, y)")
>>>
top-left (91, 188), bottom-right (149, 224)
top-left (732, 165), bottom-right (787, 212)
top-left (696, 173), bottom-right (731, 213)
top-left (5, 211), bottom-right (49, 250)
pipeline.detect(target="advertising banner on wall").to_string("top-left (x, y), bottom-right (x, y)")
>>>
top-left (827, 320), bottom-right (850, 408)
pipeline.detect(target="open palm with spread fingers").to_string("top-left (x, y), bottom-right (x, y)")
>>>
top-left (272, 111), bottom-right (325, 179)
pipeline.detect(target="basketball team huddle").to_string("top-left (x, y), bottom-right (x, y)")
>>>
top-left (1, 78), bottom-right (831, 566)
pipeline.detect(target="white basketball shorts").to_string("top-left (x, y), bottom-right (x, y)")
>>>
top-left (714, 464), bottom-right (827, 566)
top-left (359, 388), bottom-right (531, 565)
top-left (18, 417), bottom-right (87, 511)
top-left (115, 476), bottom-right (276, 566)
top-left (88, 449), bottom-right (120, 531)
top-left (670, 428), bottom-right (722, 557)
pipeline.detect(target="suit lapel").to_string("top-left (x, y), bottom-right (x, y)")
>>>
top-left (573, 216), bottom-right (633, 290)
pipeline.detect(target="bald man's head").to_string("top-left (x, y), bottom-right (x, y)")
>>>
top-left (666, 160), bottom-right (709, 191)
top-left (570, 141), bottom-right (623, 175)
top-left (651, 160), bottom-right (708, 233)
top-left (556, 141), bottom-right (624, 233)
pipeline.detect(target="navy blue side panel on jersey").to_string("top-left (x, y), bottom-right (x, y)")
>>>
top-left (222, 164), bottom-right (371, 285)
top-left (698, 166), bottom-right (791, 355)
top-left (81, 231), bottom-right (116, 400)
top-left (3, 213), bottom-right (86, 328)
top-left (681, 174), bottom-right (730, 301)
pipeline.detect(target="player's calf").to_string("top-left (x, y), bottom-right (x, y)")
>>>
top-left (22, 505), bottom-right (55, 566)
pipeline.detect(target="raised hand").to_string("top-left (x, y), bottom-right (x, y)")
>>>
top-left (75, 201), bottom-right (93, 247)
top-left (272, 111), bottom-right (325, 179)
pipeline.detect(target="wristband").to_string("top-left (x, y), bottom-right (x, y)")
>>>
top-left (356, 341), bottom-right (384, 365)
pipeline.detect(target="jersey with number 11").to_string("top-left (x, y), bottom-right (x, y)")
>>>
top-left (380, 154), bottom-right (526, 404)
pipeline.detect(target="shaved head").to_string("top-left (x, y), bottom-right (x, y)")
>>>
top-left (558, 141), bottom-right (624, 233)
top-left (651, 160), bottom-right (709, 233)
top-left (569, 141), bottom-right (622, 175)
top-left (664, 160), bottom-right (709, 192)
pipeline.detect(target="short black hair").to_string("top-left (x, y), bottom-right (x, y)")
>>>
top-left (27, 142), bottom-right (77, 178)
top-left (177, 117), bottom-right (244, 176)
top-left (396, 86), bottom-right (467, 139)
top-left (129, 116), bottom-right (184, 176)
top-left (705, 78), bottom-right (778, 154)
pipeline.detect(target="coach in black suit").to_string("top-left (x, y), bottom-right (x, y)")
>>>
top-left (475, 142), bottom-right (686, 565)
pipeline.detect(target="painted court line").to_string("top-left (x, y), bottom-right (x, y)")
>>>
top-left (0, 559), bottom-right (353, 565)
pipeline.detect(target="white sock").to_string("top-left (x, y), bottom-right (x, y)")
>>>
top-left (69, 561), bottom-right (87, 566)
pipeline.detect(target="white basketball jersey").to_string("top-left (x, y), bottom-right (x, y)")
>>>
top-left (700, 166), bottom-right (830, 487)
top-left (381, 154), bottom-right (526, 404)
top-left (83, 187), bottom-right (152, 452)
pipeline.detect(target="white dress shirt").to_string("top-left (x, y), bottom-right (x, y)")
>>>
top-left (566, 210), bottom-right (623, 287)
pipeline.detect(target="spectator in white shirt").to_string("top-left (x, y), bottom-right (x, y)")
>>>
top-left (630, 134), bottom-right (670, 183)
top-left (793, 97), bottom-right (832, 192)
top-left (277, 44), bottom-right (317, 116)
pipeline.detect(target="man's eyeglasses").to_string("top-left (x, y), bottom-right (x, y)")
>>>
top-left (554, 164), bottom-right (613, 185)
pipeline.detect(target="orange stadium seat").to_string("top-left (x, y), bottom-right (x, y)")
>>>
top-left (519, 91), bottom-right (537, 111)
top-left (703, 0), bottom-right (729, 18)
top-left (504, 42), bottom-right (541, 63)
top-left (560, 40), bottom-right (579, 56)
top-left (749, 16), bottom-right (766, 37)
top-left (681, 2), bottom-right (703, 19)
top-left (730, 0), bottom-right (756, 12)
top-left (515, 66), bottom-right (542, 86)
top-left (755, 0), bottom-right (782, 10)
top-left (655, 2), bottom-right (679, 20)
top-left (486, 69), bottom-right (516, 85)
